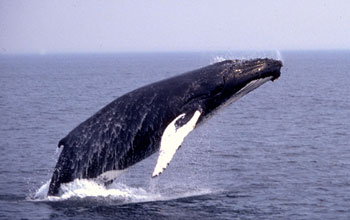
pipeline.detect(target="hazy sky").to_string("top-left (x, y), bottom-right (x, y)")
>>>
top-left (1, 0), bottom-right (349, 54)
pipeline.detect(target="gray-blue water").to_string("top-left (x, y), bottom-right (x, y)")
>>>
top-left (0, 51), bottom-right (349, 219)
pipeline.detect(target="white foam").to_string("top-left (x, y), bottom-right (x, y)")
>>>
top-left (30, 178), bottom-right (212, 204)
top-left (31, 179), bottom-right (161, 202)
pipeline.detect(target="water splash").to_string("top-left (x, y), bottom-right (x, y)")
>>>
top-left (211, 56), bottom-right (227, 64)
top-left (210, 50), bottom-right (283, 64)
top-left (30, 178), bottom-right (212, 204)
top-left (275, 50), bottom-right (283, 61)
top-left (31, 179), bottom-right (162, 202)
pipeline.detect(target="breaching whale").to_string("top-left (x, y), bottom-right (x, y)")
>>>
top-left (48, 58), bottom-right (282, 196)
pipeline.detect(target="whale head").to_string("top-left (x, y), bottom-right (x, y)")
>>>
top-left (182, 58), bottom-right (283, 121)
top-left (224, 58), bottom-right (282, 82)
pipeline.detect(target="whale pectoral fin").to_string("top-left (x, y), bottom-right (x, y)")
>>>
top-left (152, 110), bottom-right (201, 177)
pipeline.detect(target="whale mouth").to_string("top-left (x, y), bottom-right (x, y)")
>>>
top-left (207, 75), bottom-right (274, 121)
top-left (224, 76), bottom-right (273, 108)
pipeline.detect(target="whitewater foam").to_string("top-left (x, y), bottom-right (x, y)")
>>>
top-left (31, 179), bottom-right (161, 202)
top-left (30, 178), bottom-right (212, 204)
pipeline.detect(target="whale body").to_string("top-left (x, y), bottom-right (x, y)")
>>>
top-left (48, 58), bottom-right (282, 196)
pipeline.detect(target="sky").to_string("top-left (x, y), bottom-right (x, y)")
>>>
top-left (0, 0), bottom-right (349, 54)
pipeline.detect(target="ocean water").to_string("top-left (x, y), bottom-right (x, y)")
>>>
top-left (0, 51), bottom-right (349, 219)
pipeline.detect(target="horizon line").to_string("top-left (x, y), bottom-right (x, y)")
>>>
top-left (1, 48), bottom-right (350, 56)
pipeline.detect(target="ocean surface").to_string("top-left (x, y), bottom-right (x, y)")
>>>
top-left (0, 51), bottom-right (349, 219)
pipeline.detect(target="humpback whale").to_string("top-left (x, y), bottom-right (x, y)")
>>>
top-left (48, 58), bottom-right (282, 196)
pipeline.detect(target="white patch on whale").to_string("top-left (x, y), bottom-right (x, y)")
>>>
top-left (152, 110), bottom-right (201, 177)
top-left (96, 169), bottom-right (125, 183)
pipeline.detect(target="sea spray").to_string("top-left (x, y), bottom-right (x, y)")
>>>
top-left (31, 179), bottom-right (162, 203)
top-left (210, 50), bottom-right (283, 64)
top-left (275, 50), bottom-right (283, 61)
top-left (30, 177), bottom-right (212, 204)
